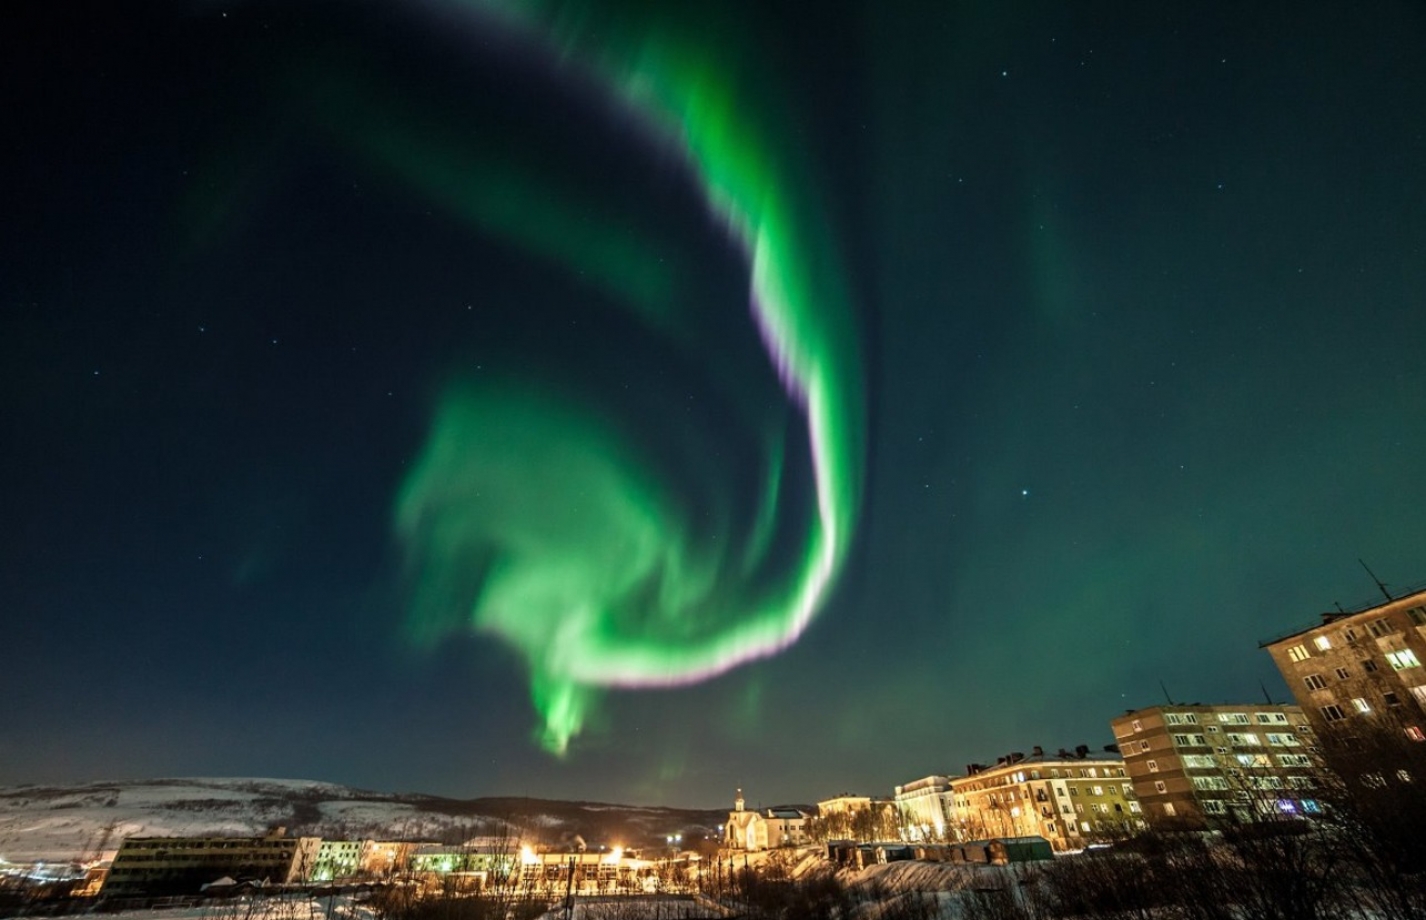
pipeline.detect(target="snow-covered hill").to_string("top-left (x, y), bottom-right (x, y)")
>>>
top-left (0, 778), bottom-right (725, 864)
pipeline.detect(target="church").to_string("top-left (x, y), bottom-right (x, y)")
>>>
top-left (722, 789), bottom-right (810, 851)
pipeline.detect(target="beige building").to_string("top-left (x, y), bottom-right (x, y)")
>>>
top-left (949, 748), bottom-right (1142, 849)
top-left (723, 790), bottom-right (809, 850)
top-left (893, 775), bottom-right (953, 842)
top-left (1111, 704), bottom-right (1321, 828)
top-left (1262, 586), bottom-right (1426, 742)
top-left (102, 829), bottom-right (321, 897)
top-left (815, 793), bottom-right (899, 842)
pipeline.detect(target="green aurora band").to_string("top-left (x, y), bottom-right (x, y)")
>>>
top-left (396, 0), bottom-right (863, 753)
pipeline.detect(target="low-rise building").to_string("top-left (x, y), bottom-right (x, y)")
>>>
top-left (1112, 703), bottom-right (1321, 828)
top-left (814, 793), bottom-right (899, 842)
top-left (949, 747), bottom-right (1141, 849)
top-left (723, 790), bottom-right (810, 850)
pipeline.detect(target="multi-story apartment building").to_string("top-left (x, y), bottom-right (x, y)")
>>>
top-left (893, 775), bottom-right (953, 842)
top-left (1262, 586), bottom-right (1426, 743)
top-left (102, 829), bottom-right (321, 897)
top-left (948, 748), bottom-right (1141, 850)
top-left (1111, 704), bottom-right (1321, 828)
top-left (306, 839), bottom-right (418, 882)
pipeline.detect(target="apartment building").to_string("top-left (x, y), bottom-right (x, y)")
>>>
top-left (1111, 704), bottom-right (1320, 828)
top-left (1262, 586), bottom-right (1426, 743)
top-left (102, 829), bottom-right (321, 897)
top-left (948, 748), bottom-right (1142, 850)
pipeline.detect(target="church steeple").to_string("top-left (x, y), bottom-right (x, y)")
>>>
top-left (734, 788), bottom-right (744, 812)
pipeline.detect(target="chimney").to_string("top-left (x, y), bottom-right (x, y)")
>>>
top-left (1075, 744), bottom-right (1090, 758)
top-left (1032, 745), bottom-right (1043, 757)
top-left (1009, 751), bottom-right (1025, 765)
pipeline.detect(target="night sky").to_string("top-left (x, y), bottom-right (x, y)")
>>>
top-left (5, 0), bottom-right (1425, 809)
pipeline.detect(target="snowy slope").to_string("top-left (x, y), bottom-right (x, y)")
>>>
top-left (0, 778), bottom-right (725, 864)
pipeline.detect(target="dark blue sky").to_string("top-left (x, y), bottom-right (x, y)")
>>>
top-left (3, 0), bottom-right (1425, 808)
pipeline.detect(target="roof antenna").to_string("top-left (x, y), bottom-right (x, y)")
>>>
top-left (1159, 681), bottom-right (1175, 705)
top-left (1335, 602), bottom-right (1345, 613)
top-left (1359, 559), bottom-right (1393, 603)
top-left (1259, 680), bottom-right (1274, 705)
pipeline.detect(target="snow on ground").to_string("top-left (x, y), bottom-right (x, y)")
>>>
top-left (38, 893), bottom-right (380, 920)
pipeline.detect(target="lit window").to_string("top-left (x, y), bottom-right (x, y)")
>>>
top-left (1278, 754), bottom-right (1312, 767)
top-left (1132, 719), bottom-right (1142, 732)
top-left (1202, 800), bottom-right (1227, 815)
top-left (1147, 760), bottom-right (1158, 772)
top-left (1314, 636), bottom-right (1332, 651)
top-left (1163, 802), bottom-right (1176, 816)
top-left (1266, 733), bottom-right (1300, 746)
top-left (1406, 726), bottom-right (1426, 742)
top-left (1140, 740), bottom-right (1152, 753)
top-left (1286, 645), bottom-right (1310, 662)
top-left (1388, 650), bottom-right (1422, 670)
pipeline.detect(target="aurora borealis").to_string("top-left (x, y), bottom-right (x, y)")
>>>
top-left (394, 0), bottom-right (862, 753)
top-left (4, 0), bottom-right (1426, 806)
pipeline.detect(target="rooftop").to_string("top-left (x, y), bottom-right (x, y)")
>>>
top-left (1258, 581), bottom-right (1426, 648)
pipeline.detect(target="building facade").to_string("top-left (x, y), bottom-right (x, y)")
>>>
top-left (1262, 587), bottom-right (1426, 743)
top-left (102, 830), bottom-right (321, 897)
top-left (949, 749), bottom-right (1142, 849)
top-left (1111, 704), bottom-right (1321, 828)
top-left (893, 775), bottom-right (953, 842)
top-left (723, 791), bottom-right (809, 850)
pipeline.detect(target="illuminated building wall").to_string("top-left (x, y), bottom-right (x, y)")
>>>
top-left (892, 775), bottom-right (952, 842)
top-left (723, 790), bottom-right (809, 850)
top-left (1262, 586), bottom-right (1426, 742)
top-left (949, 751), bottom-right (1141, 849)
top-left (1111, 703), bottom-right (1320, 828)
